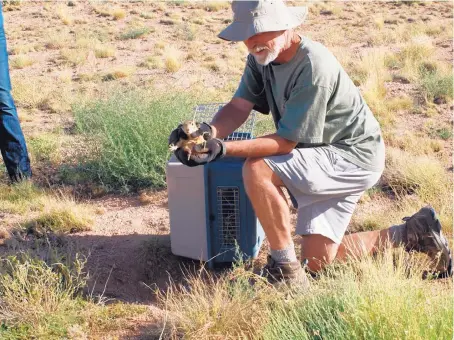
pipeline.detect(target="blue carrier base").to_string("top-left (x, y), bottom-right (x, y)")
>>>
top-left (204, 156), bottom-right (265, 268)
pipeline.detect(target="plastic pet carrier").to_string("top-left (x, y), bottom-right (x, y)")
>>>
top-left (166, 103), bottom-right (264, 267)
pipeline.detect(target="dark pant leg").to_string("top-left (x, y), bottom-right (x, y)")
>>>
top-left (0, 4), bottom-right (31, 181)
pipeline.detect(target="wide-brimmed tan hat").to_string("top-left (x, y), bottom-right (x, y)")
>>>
top-left (218, 0), bottom-right (308, 42)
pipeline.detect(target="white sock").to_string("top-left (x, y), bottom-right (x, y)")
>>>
top-left (270, 241), bottom-right (297, 263)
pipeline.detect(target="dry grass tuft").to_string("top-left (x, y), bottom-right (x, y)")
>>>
top-left (9, 43), bottom-right (38, 55)
top-left (11, 76), bottom-right (73, 113)
top-left (25, 199), bottom-right (93, 234)
top-left (386, 36), bottom-right (434, 82)
top-left (102, 66), bottom-right (135, 81)
top-left (56, 4), bottom-right (74, 25)
top-left (163, 47), bottom-right (182, 73)
top-left (10, 54), bottom-right (34, 69)
top-left (45, 31), bottom-right (71, 50)
top-left (381, 147), bottom-right (452, 229)
top-left (139, 56), bottom-right (164, 70)
top-left (94, 44), bottom-right (115, 58)
top-left (111, 7), bottom-right (126, 20)
top-left (60, 48), bottom-right (89, 66)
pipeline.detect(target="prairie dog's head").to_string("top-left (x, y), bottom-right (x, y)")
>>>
top-left (181, 120), bottom-right (199, 135)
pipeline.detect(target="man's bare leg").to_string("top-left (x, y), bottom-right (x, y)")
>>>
top-left (242, 158), bottom-right (398, 271)
top-left (302, 210), bottom-right (451, 275)
top-left (242, 157), bottom-right (292, 250)
top-left (302, 230), bottom-right (395, 273)
top-left (243, 157), bottom-right (308, 283)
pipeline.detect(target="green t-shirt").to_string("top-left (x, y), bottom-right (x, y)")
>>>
top-left (234, 36), bottom-right (385, 172)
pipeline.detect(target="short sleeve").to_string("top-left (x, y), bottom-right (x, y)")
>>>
top-left (233, 55), bottom-right (270, 114)
top-left (277, 85), bottom-right (331, 143)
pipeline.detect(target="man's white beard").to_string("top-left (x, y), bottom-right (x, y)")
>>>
top-left (253, 48), bottom-right (280, 66)
top-left (251, 36), bottom-right (285, 66)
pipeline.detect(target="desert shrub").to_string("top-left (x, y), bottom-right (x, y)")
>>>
top-left (73, 91), bottom-right (197, 191)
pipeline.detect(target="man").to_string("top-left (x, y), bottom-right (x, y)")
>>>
top-left (0, 3), bottom-right (31, 182)
top-left (169, 0), bottom-right (451, 283)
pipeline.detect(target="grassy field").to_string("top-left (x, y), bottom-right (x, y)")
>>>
top-left (0, 0), bottom-right (452, 339)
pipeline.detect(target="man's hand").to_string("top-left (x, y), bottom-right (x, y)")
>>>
top-left (175, 138), bottom-right (226, 167)
top-left (198, 122), bottom-right (213, 140)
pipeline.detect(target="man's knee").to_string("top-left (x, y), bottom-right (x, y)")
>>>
top-left (242, 158), bottom-right (284, 189)
top-left (301, 234), bottom-right (340, 273)
top-left (242, 158), bottom-right (268, 184)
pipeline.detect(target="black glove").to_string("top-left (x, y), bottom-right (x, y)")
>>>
top-left (198, 122), bottom-right (213, 140)
top-left (175, 138), bottom-right (226, 167)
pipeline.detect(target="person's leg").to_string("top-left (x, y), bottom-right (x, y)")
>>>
top-left (242, 157), bottom-right (292, 251)
top-left (301, 207), bottom-right (452, 275)
top-left (301, 230), bottom-right (389, 273)
top-left (242, 157), bottom-right (305, 284)
top-left (0, 5), bottom-right (31, 182)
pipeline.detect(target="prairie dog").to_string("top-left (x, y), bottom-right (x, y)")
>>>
top-left (169, 120), bottom-right (209, 160)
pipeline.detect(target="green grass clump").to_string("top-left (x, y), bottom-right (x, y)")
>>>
top-left (0, 253), bottom-right (150, 338)
top-left (160, 249), bottom-right (453, 339)
top-left (73, 91), bottom-right (197, 190)
top-left (419, 69), bottom-right (453, 104)
top-left (0, 253), bottom-right (87, 339)
top-left (25, 204), bottom-right (93, 234)
top-left (28, 133), bottom-right (61, 164)
top-left (262, 252), bottom-right (452, 339)
top-left (0, 181), bottom-right (44, 214)
top-left (120, 27), bottom-right (151, 40)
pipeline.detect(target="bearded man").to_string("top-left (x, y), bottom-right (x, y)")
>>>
top-left (168, 0), bottom-right (451, 284)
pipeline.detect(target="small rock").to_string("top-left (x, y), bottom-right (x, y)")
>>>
top-left (160, 19), bottom-right (175, 25)
top-left (407, 18), bottom-right (415, 22)
top-left (320, 10), bottom-right (333, 15)
top-left (434, 97), bottom-right (446, 105)
top-left (67, 1), bottom-right (75, 6)
top-left (392, 75), bottom-right (410, 84)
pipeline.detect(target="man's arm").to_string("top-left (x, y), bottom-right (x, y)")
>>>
top-left (225, 134), bottom-right (297, 158)
top-left (209, 97), bottom-right (297, 158)
top-left (209, 97), bottom-right (253, 139)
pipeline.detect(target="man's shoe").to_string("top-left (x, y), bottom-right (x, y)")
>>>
top-left (262, 255), bottom-right (309, 287)
top-left (403, 206), bottom-right (452, 276)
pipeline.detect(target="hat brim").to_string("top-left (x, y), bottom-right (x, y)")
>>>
top-left (218, 6), bottom-right (308, 42)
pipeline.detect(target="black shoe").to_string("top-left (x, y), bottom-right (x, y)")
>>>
top-left (403, 206), bottom-right (452, 276)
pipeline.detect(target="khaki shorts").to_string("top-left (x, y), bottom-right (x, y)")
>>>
top-left (264, 147), bottom-right (383, 244)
